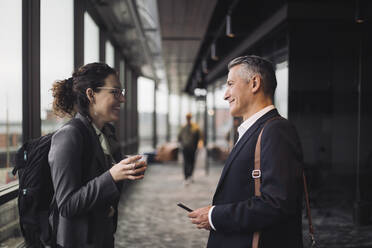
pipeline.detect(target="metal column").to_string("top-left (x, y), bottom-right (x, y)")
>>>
top-left (74, 0), bottom-right (84, 69)
top-left (22, 0), bottom-right (41, 141)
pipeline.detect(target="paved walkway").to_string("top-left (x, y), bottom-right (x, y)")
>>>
top-left (115, 160), bottom-right (223, 248)
top-left (114, 160), bottom-right (372, 248)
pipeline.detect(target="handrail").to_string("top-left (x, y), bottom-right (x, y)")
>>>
top-left (0, 181), bottom-right (19, 205)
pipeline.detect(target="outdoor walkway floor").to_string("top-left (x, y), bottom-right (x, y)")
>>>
top-left (115, 161), bottom-right (222, 248)
top-left (114, 160), bottom-right (372, 248)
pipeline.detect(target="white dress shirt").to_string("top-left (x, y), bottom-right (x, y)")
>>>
top-left (92, 123), bottom-right (111, 156)
top-left (92, 123), bottom-right (116, 218)
top-left (208, 105), bottom-right (276, 231)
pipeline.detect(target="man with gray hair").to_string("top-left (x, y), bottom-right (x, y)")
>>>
top-left (188, 55), bottom-right (304, 247)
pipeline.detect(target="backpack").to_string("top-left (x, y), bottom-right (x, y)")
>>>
top-left (12, 118), bottom-right (90, 247)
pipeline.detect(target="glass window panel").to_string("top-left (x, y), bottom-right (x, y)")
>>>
top-left (0, 1), bottom-right (24, 245)
top-left (181, 94), bottom-right (190, 119)
top-left (0, 1), bottom-right (22, 186)
top-left (274, 61), bottom-right (288, 118)
top-left (105, 41), bottom-right (114, 67)
top-left (207, 87), bottom-right (215, 144)
top-left (214, 83), bottom-right (230, 147)
top-left (41, 0), bottom-right (73, 134)
top-left (207, 89), bottom-right (214, 109)
top-left (84, 12), bottom-right (99, 64)
top-left (126, 69), bottom-right (132, 111)
top-left (126, 69), bottom-right (132, 139)
top-left (156, 82), bottom-right (168, 144)
top-left (190, 98), bottom-right (197, 116)
top-left (138, 77), bottom-right (154, 152)
top-left (169, 94), bottom-right (179, 141)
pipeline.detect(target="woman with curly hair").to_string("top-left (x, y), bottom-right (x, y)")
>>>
top-left (49, 62), bottom-right (147, 247)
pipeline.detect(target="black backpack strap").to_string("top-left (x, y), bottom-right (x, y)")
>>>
top-left (13, 143), bottom-right (27, 175)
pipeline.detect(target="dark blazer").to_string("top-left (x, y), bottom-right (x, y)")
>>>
top-left (207, 109), bottom-right (304, 248)
top-left (48, 113), bottom-right (123, 247)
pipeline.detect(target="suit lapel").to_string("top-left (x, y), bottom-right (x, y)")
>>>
top-left (75, 113), bottom-right (106, 171)
top-left (213, 109), bottom-right (279, 200)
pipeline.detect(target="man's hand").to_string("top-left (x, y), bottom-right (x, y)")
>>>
top-left (188, 205), bottom-right (212, 230)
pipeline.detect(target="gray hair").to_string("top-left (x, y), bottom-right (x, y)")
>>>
top-left (227, 55), bottom-right (277, 99)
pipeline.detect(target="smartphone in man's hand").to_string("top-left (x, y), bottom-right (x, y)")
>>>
top-left (177, 202), bottom-right (193, 212)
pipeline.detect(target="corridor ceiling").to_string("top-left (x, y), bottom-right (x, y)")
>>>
top-left (157, 0), bottom-right (218, 94)
top-left (91, 0), bottom-right (359, 95)
top-left (90, 0), bottom-right (216, 94)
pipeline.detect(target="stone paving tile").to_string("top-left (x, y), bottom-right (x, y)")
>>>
top-left (115, 161), bottom-right (223, 248)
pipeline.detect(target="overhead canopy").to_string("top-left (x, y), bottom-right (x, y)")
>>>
top-left (88, 0), bottom-right (362, 96)
top-left (157, 0), bottom-right (217, 94)
top-left (89, 0), bottom-right (164, 79)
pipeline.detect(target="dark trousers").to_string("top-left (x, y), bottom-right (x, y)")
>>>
top-left (182, 148), bottom-right (196, 180)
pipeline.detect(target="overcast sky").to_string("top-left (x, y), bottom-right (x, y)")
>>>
top-left (0, 0), bottom-right (22, 122)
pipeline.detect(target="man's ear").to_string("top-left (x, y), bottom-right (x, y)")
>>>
top-left (251, 75), bottom-right (262, 94)
top-left (86, 88), bottom-right (95, 103)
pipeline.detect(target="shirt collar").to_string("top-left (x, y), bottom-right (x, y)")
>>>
top-left (92, 122), bottom-right (103, 136)
top-left (92, 123), bottom-right (112, 155)
top-left (237, 105), bottom-right (275, 143)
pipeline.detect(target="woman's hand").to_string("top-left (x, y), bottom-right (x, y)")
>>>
top-left (109, 155), bottom-right (147, 182)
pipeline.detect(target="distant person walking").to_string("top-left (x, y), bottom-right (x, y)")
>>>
top-left (178, 113), bottom-right (202, 184)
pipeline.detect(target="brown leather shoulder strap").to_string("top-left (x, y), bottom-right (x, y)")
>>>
top-left (303, 171), bottom-right (316, 247)
top-left (252, 117), bottom-right (281, 248)
top-left (252, 116), bottom-right (316, 248)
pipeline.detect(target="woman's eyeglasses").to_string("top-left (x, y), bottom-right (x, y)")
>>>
top-left (96, 87), bottom-right (125, 99)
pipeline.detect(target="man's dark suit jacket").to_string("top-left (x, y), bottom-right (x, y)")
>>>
top-left (49, 113), bottom-right (123, 247)
top-left (207, 109), bottom-right (304, 248)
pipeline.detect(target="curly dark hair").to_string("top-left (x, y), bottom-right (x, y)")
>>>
top-left (51, 62), bottom-right (117, 118)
